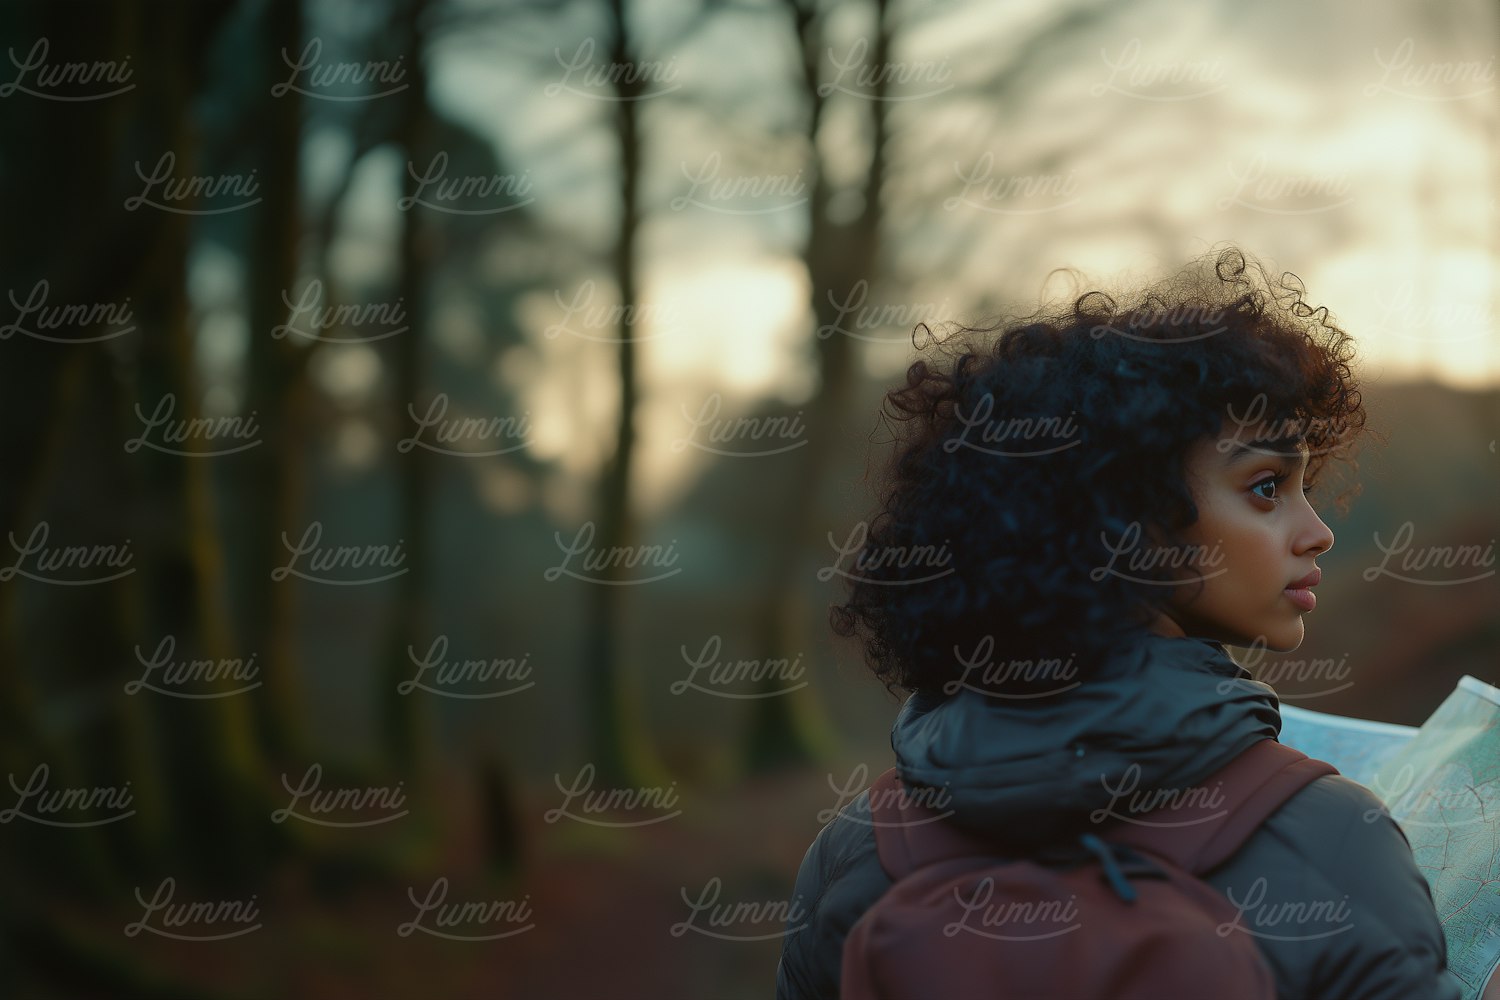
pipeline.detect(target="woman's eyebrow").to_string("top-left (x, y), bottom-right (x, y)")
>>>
top-left (1219, 436), bottom-right (1309, 467)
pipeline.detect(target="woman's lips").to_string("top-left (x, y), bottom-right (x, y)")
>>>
top-left (1284, 587), bottom-right (1317, 612)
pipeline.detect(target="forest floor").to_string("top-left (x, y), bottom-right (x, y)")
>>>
top-left (18, 764), bottom-right (841, 1000)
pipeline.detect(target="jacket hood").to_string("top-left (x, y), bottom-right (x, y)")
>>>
top-left (891, 632), bottom-right (1282, 848)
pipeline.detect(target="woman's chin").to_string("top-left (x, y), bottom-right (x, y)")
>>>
top-left (1221, 622), bottom-right (1305, 654)
top-left (1260, 622), bottom-right (1305, 654)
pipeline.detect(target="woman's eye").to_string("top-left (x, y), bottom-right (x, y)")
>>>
top-left (1251, 476), bottom-right (1283, 502)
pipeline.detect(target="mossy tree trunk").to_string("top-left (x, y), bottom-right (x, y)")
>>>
top-left (240, 0), bottom-right (312, 775)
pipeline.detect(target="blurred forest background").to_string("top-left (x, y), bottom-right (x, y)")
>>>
top-left (0, 0), bottom-right (1496, 996)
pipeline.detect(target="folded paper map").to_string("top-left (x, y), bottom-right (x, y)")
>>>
top-left (1275, 677), bottom-right (1500, 1000)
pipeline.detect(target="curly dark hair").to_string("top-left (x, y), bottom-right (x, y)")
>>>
top-left (829, 247), bottom-right (1368, 696)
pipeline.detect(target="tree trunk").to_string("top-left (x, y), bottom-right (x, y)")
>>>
top-left (379, 0), bottom-right (435, 772)
top-left (240, 0), bottom-right (312, 771)
top-left (578, 0), bottom-right (667, 788)
top-left (120, 0), bottom-right (269, 890)
top-left (743, 0), bottom-right (893, 772)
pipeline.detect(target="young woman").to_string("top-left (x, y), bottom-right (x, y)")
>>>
top-left (776, 248), bottom-right (1457, 999)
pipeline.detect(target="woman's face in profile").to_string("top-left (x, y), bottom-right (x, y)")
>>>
top-left (1154, 432), bottom-right (1335, 652)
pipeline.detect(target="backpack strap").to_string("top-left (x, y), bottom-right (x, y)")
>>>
top-left (1101, 738), bottom-right (1337, 874)
top-left (866, 767), bottom-right (998, 879)
top-left (868, 739), bottom-right (1337, 881)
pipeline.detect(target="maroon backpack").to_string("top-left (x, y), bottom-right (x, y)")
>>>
top-left (841, 739), bottom-right (1337, 1000)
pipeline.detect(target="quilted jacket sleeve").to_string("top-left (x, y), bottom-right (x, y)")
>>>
top-left (1203, 773), bottom-right (1462, 1000)
top-left (775, 791), bottom-right (891, 1000)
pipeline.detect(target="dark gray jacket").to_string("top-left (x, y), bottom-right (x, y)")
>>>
top-left (776, 634), bottom-right (1459, 1000)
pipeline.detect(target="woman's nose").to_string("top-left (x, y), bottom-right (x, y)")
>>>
top-left (1297, 502), bottom-right (1335, 556)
